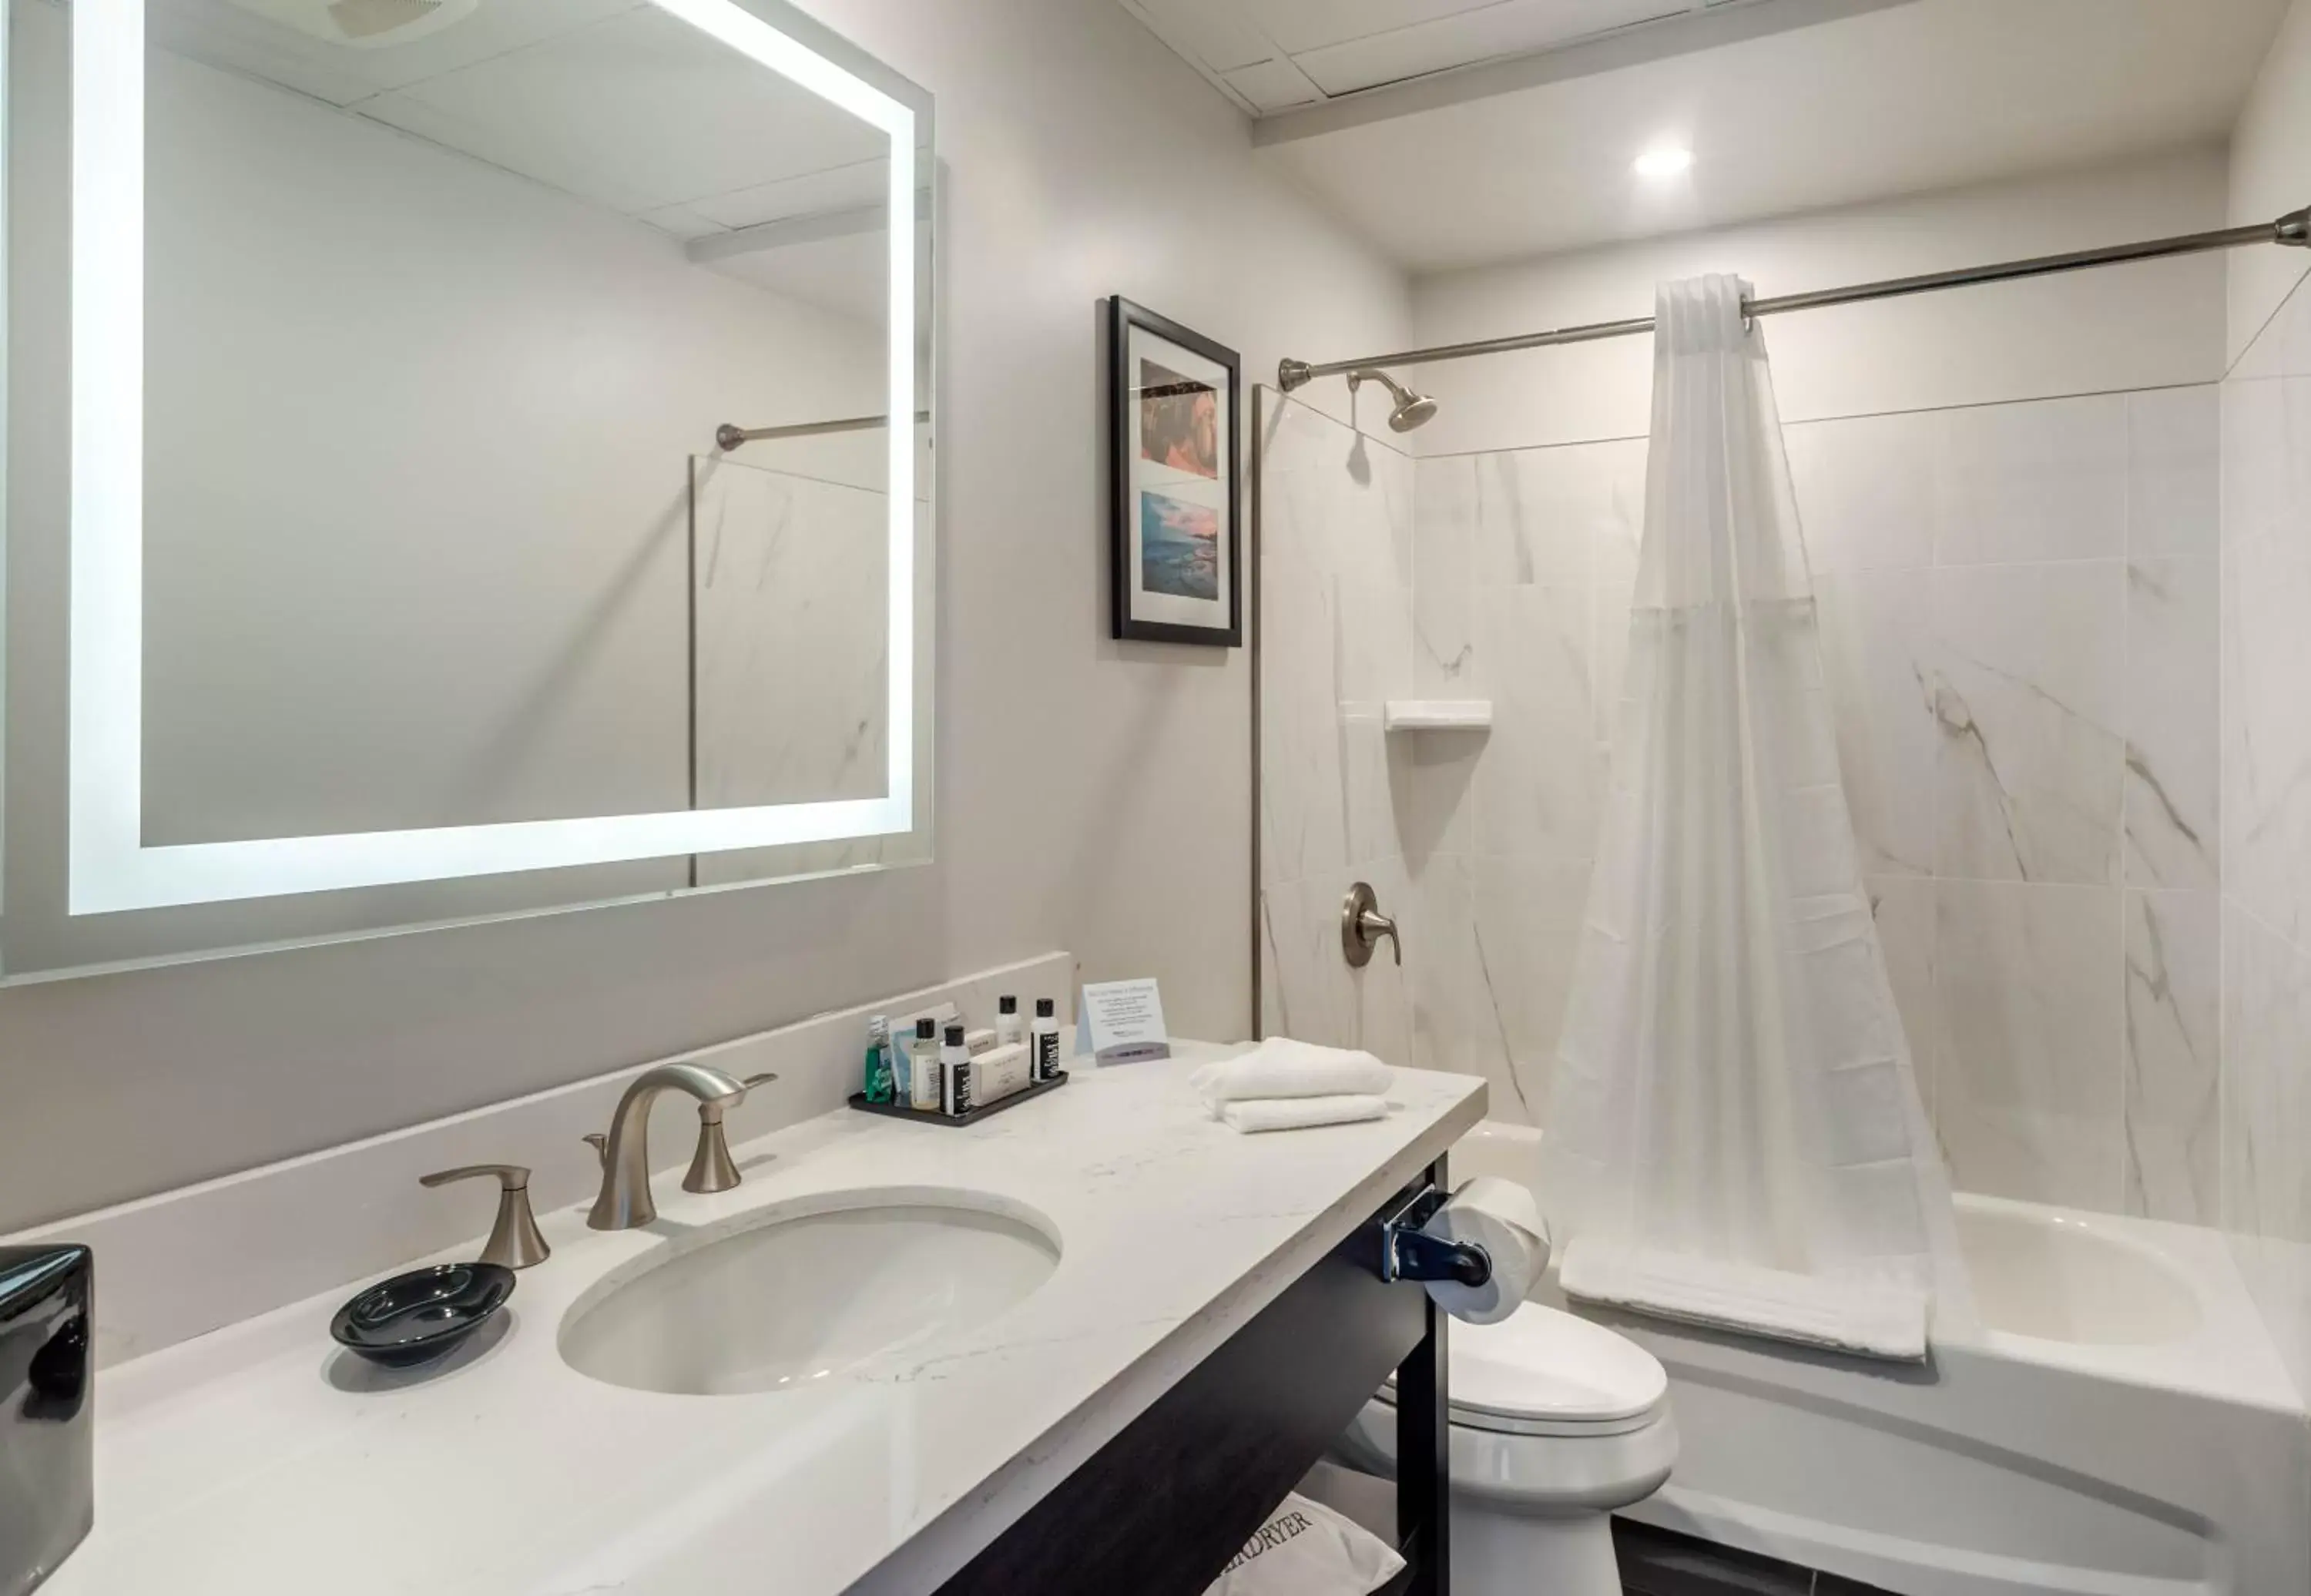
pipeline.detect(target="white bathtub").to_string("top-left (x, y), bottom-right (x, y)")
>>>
top-left (1452, 1122), bottom-right (2311, 1596)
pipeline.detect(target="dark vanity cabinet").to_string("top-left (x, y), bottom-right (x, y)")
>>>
top-left (937, 1164), bottom-right (1450, 1596)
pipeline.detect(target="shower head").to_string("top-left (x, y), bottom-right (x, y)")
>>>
top-left (1348, 368), bottom-right (1438, 433)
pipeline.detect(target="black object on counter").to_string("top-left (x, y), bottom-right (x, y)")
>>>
top-left (0, 1243), bottom-right (93, 1595)
top-left (330, 1262), bottom-right (514, 1369)
top-left (848, 1069), bottom-right (1068, 1127)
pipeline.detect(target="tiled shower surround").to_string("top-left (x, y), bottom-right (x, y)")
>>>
top-left (1256, 379), bottom-right (2222, 1226)
top-left (2221, 266), bottom-right (2311, 1395)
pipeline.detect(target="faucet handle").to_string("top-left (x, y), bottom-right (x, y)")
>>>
top-left (582, 1132), bottom-right (607, 1168)
top-left (420, 1163), bottom-right (551, 1270)
top-left (1341, 881), bottom-right (1403, 968)
top-left (683, 1072), bottom-right (777, 1195)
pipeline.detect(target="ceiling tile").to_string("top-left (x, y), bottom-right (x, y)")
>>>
top-left (1243, 0), bottom-right (1510, 56)
top-left (355, 6), bottom-right (885, 216)
top-left (637, 202), bottom-right (728, 240)
top-left (149, 0), bottom-right (648, 105)
top-left (1223, 55), bottom-right (1327, 113)
top-left (1291, 0), bottom-right (1690, 96)
top-left (1127, 0), bottom-right (1280, 72)
top-left (686, 158), bottom-right (891, 231)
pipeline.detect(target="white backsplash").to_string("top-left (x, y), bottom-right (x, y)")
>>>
top-left (8, 951), bottom-right (1075, 1366)
top-left (1257, 379), bottom-right (2223, 1227)
top-left (2219, 261), bottom-right (2311, 1400)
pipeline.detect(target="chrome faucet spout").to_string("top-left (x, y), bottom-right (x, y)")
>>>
top-left (586, 1062), bottom-right (754, 1231)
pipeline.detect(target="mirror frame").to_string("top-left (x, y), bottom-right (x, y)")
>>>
top-left (66, 0), bottom-right (921, 914)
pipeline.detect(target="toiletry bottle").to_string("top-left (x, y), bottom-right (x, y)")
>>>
top-left (909, 1018), bottom-right (941, 1112)
top-left (1031, 998), bottom-right (1061, 1082)
top-left (995, 994), bottom-right (1023, 1051)
top-left (864, 1015), bottom-right (894, 1105)
top-left (941, 1023), bottom-right (973, 1116)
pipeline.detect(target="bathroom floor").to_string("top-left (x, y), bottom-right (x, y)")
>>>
top-left (1615, 1521), bottom-right (1894, 1596)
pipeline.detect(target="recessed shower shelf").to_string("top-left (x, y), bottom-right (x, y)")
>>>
top-left (1382, 700), bottom-right (1492, 733)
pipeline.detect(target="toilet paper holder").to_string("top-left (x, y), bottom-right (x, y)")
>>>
top-left (1370, 1183), bottom-right (1494, 1289)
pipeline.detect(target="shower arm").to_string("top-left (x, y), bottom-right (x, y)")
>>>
top-left (1278, 204), bottom-right (2311, 392)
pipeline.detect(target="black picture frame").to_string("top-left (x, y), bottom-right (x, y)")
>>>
top-left (1107, 297), bottom-right (1243, 646)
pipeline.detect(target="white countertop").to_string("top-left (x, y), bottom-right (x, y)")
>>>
top-left (47, 1044), bottom-right (1484, 1596)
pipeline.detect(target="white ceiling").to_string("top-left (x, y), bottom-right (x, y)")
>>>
top-left (154, 0), bottom-right (894, 314)
top-left (1119, 0), bottom-right (1765, 112)
top-left (1120, 0), bottom-right (2293, 273)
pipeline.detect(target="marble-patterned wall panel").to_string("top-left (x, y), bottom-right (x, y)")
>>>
top-left (1469, 582), bottom-right (1596, 862)
top-left (1257, 391), bottom-right (1417, 1067)
top-left (1470, 441), bottom-right (1641, 588)
top-left (2125, 386), bottom-right (2219, 559)
top-left (1591, 580), bottom-right (1635, 748)
top-left (2220, 900), bottom-right (2311, 1396)
top-left (1467, 856), bottom-right (1592, 1127)
top-left (1587, 440), bottom-right (1651, 588)
top-left (1259, 873), bottom-right (1350, 1048)
top-left (2222, 518), bottom-right (2311, 948)
top-left (1258, 395), bottom-right (1415, 893)
top-left (1782, 410), bottom-right (1937, 575)
top-left (1259, 862), bottom-right (1414, 1065)
top-left (2122, 888), bottom-right (2219, 1222)
top-left (1387, 730), bottom-right (1477, 868)
top-left (1258, 554), bottom-right (1349, 889)
top-left (2219, 268), bottom-right (2311, 1393)
top-left (1411, 455), bottom-right (1476, 696)
top-left (1404, 851), bottom-right (1508, 1118)
top-left (1401, 847), bottom-right (1588, 1129)
top-left (691, 456), bottom-right (886, 808)
top-left (2219, 370), bottom-right (2293, 551)
top-left (1865, 875), bottom-right (1937, 1095)
top-left (1933, 393), bottom-right (2127, 565)
top-left (1932, 879), bottom-right (2124, 1209)
top-left (1335, 445), bottom-right (1417, 717)
top-left (1816, 570), bottom-right (1937, 877)
top-left (1930, 562), bottom-right (2126, 885)
top-left (2123, 557), bottom-right (2219, 890)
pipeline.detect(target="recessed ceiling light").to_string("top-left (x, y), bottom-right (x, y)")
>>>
top-left (1634, 146), bottom-right (1693, 179)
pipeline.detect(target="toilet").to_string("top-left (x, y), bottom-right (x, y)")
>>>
top-left (1331, 1298), bottom-right (1677, 1596)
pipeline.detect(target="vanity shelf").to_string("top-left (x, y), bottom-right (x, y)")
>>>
top-left (1382, 699), bottom-right (1492, 733)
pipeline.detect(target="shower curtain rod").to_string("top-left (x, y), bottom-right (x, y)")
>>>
top-left (1276, 204), bottom-right (2311, 391)
top-left (715, 411), bottom-right (931, 451)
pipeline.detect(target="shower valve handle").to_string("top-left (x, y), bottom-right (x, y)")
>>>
top-left (1342, 881), bottom-right (1401, 969)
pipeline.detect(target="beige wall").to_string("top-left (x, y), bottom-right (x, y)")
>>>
top-left (1406, 148), bottom-right (2229, 457)
top-left (0, 0), bottom-right (1407, 1231)
top-left (2228, 0), bottom-right (2311, 365)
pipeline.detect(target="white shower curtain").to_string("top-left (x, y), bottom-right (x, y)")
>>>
top-left (1548, 276), bottom-right (1968, 1350)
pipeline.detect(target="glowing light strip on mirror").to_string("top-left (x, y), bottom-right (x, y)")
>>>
top-left (67, 0), bottom-right (919, 913)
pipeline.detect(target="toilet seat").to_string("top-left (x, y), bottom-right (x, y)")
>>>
top-left (1379, 1302), bottom-right (1670, 1437)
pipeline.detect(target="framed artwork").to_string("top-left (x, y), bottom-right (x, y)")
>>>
top-left (1107, 297), bottom-right (1242, 646)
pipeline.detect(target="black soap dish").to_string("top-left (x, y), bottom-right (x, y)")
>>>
top-left (330, 1262), bottom-right (514, 1368)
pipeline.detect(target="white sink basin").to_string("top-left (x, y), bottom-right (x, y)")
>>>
top-left (558, 1189), bottom-right (1061, 1396)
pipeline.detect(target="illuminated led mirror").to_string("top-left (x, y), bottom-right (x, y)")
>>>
top-left (4, 0), bottom-right (934, 972)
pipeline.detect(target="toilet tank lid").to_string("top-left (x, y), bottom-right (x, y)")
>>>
top-left (1431, 1303), bottom-right (1668, 1425)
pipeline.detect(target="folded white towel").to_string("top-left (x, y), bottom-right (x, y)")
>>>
top-left (1193, 1038), bottom-right (1392, 1114)
top-left (1219, 1095), bottom-right (1390, 1135)
top-left (1558, 1237), bottom-right (1930, 1363)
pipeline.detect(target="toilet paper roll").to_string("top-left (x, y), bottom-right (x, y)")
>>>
top-left (1420, 1176), bottom-right (1550, 1326)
